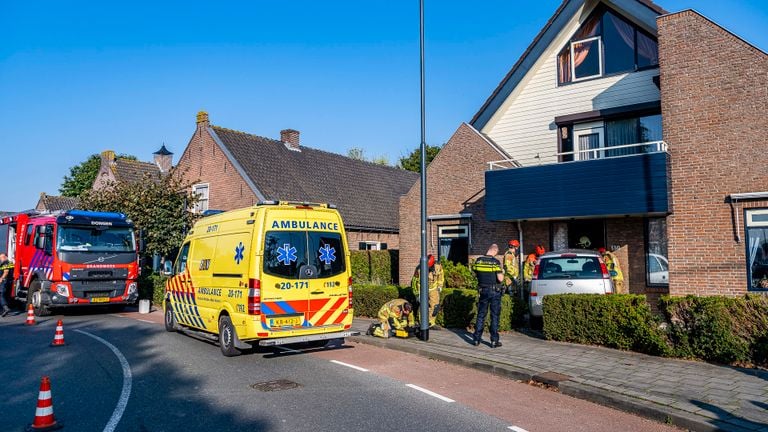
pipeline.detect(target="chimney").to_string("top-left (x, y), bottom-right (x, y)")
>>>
top-left (100, 150), bottom-right (116, 170)
top-left (153, 144), bottom-right (174, 173)
top-left (196, 111), bottom-right (209, 128)
top-left (280, 129), bottom-right (300, 150)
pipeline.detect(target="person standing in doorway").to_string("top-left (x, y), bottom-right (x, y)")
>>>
top-left (599, 248), bottom-right (625, 293)
top-left (471, 244), bottom-right (504, 348)
top-left (503, 240), bottom-right (520, 296)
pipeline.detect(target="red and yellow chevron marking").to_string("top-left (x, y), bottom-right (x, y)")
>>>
top-left (308, 296), bottom-right (348, 326)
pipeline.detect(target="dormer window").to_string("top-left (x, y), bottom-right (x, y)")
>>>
top-left (558, 6), bottom-right (659, 84)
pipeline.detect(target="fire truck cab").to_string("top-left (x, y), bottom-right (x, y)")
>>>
top-left (0, 210), bottom-right (140, 316)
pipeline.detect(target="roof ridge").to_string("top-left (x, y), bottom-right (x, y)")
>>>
top-left (211, 125), bottom-right (283, 144)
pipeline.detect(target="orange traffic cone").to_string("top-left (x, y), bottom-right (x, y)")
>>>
top-left (27, 376), bottom-right (62, 431)
top-left (50, 320), bottom-right (66, 347)
top-left (25, 304), bottom-right (36, 326)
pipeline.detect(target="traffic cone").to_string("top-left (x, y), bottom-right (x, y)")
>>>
top-left (50, 320), bottom-right (66, 347)
top-left (25, 304), bottom-right (36, 326)
top-left (27, 376), bottom-right (62, 431)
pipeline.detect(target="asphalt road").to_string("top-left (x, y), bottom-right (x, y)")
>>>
top-left (0, 308), bottom-right (679, 432)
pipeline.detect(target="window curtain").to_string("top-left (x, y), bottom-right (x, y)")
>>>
top-left (577, 133), bottom-right (601, 160)
top-left (574, 15), bottom-right (601, 39)
top-left (605, 118), bottom-right (638, 157)
top-left (573, 40), bottom-right (593, 69)
top-left (606, 13), bottom-right (634, 50)
top-left (637, 32), bottom-right (659, 66)
top-left (558, 48), bottom-right (571, 83)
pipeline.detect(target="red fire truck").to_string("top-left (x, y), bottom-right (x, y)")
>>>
top-left (0, 210), bottom-right (140, 316)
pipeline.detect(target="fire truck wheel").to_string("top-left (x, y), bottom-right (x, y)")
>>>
top-left (218, 315), bottom-right (242, 357)
top-left (27, 280), bottom-right (51, 317)
top-left (164, 302), bottom-right (177, 332)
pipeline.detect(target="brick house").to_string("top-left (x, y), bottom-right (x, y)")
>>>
top-left (174, 112), bottom-right (418, 255)
top-left (92, 146), bottom-right (173, 190)
top-left (35, 193), bottom-right (79, 212)
top-left (400, 0), bottom-right (767, 297)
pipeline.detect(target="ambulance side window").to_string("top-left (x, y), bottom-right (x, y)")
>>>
top-left (175, 243), bottom-right (190, 274)
top-left (263, 231), bottom-right (307, 279)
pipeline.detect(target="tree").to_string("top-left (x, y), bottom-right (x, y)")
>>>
top-left (79, 170), bottom-right (198, 257)
top-left (60, 153), bottom-right (137, 197)
top-left (371, 155), bottom-right (390, 166)
top-left (398, 144), bottom-right (441, 173)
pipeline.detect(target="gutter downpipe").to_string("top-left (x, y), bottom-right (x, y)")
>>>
top-left (518, 221), bottom-right (524, 302)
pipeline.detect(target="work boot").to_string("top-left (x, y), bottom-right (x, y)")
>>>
top-left (472, 338), bottom-right (481, 347)
top-left (366, 323), bottom-right (376, 336)
top-left (492, 341), bottom-right (503, 348)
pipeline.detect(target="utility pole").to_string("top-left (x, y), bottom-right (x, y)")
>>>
top-left (418, 0), bottom-right (429, 342)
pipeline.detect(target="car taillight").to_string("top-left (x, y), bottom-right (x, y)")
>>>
top-left (532, 264), bottom-right (540, 280)
top-left (530, 291), bottom-right (538, 297)
top-left (600, 262), bottom-right (610, 280)
top-left (347, 277), bottom-right (353, 308)
top-left (248, 278), bottom-right (261, 315)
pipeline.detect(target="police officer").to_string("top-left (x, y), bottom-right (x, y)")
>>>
top-left (471, 244), bottom-right (504, 348)
top-left (367, 299), bottom-right (415, 338)
top-left (503, 240), bottom-right (520, 296)
top-left (411, 254), bottom-right (444, 328)
top-left (0, 253), bottom-right (12, 317)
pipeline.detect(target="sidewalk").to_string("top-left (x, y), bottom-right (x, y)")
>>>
top-left (349, 319), bottom-right (768, 432)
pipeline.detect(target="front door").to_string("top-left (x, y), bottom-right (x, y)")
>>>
top-left (574, 122), bottom-right (604, 160)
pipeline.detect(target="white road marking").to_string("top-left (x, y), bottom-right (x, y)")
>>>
top-left (330, 360), bottom-right (369, 372)
top-left (406, 384), bottom-right (455, 403)
top-left (75, 329), bottom-right (132, 432)
top-left (509, 426), bottom-right (529, 432)
top-left (136, 319), bottom-right (155, 324)
top-left (274, 346), bottom-right (302, 354)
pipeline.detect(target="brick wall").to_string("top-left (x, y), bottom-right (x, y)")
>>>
top-left (605, 218), bottom-right (651, 294)
top-left (174, 117), bottom-right (258, 211)
top-left (659, 11), bottom-right (768, 296)
top-left (399, 123), bottom-right (517, 284)
top-left (347, 230), bottom-right (400, 251)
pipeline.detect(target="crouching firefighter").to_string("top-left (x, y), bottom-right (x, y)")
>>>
top-left (367, 299), bottom-right (415, 338)
top-left (411, 254), bottom-right (444, 328)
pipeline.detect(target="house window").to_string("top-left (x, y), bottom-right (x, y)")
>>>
top-left (359, 241), bottom-right (387, 251)
top-left (604, 113), bottom-right (662, 156)
top-left (558, 7), bottom-right (658, 85)
top-left (438, 225), bottom-right (469, 265)
top-left (646, 217), bottom-right (669, 286)
top-left (746, 209), bottom-right (768, 291)
top-left (192, 183), bottom-right (209, 213)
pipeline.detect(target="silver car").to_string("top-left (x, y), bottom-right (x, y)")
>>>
top-left (529, 249), bottom-right (614, 318)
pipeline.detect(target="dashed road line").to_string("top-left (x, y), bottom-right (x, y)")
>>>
top-left (330, 360), bottom-right (369, 372)
top-left (508, 426), bottom-right (529, 432)
top-left (406, 384), bottom-right (455, 403)
top-left (75, 329), bottom-right (132, 432)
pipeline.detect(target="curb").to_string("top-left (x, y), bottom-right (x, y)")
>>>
top-left (349, 335), bottom-right (747, 432)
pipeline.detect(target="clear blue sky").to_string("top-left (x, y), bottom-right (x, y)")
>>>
top-left (1, 0), bottom-right (766, 210)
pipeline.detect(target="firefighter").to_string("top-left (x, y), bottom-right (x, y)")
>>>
top-left (0, 253), bottom-right (12, 317)
top-left (535, 245), bottom-right (546, 257)
top-left (367, 299), bottom-right (415, 338)
top-left (411, 254), bottom-right (444, 328)
top-left (471, 244), bottom-right (504, 348)
top-left (599, 247), bottom-right (625, 294)
top-left (503, 240), bottom-right (520, 296)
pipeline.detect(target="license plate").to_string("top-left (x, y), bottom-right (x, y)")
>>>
top-left (91, 297), bottom-right (110, 303)
top-left (268, 315), bottom-right (303, 328)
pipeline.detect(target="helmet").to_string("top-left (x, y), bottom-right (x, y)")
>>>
top-left (508, 239), bottom-right (520, 248)
top-left (526, 253), bottom-right (537, 262)
top-left (427, 254), bottom-right (436, 268)
top-left (577, 236), bottom-right (591, 248)
top-left (598, 247), bottom-right (606, 254)
top-left (401, 302), bottom-right (412, 315)
top-left (535, 245), bottom-right (545, 256)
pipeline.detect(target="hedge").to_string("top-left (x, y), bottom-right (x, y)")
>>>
top-left (543, 294), bottom-right (672, 356)
top-left (138, 270), bottom-right (168, 306)
top-left (660, 295), bottom-right (768, 365)
top-left (353, 284), bottom-right (526, 331)
top-left (351, 250), bottom-right (399, 285)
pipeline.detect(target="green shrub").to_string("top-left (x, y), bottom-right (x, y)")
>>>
top-left (543, 294), bottom-right (672, 356)
top-left (138, 269), bottom-right (168, 306)
top-left (660, 295), bottom-right (768, 365)
top-left (350, 251), bottom-right (398, 285)
top-left (351, 284), bottom-right (400, 318)
top-left (441, 257), bottom-right (477, 290)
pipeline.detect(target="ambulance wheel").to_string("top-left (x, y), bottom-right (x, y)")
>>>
top-left (218, 315), bottom-right (242, 357)
top-left (28, 280), bottom-right (50, 317)
top-left (164, 302), bottom-right (177, 332)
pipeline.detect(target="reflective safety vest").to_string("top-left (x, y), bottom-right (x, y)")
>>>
top-left (472, 256), bottom-right (502, 287)
top-left (411, 264), bottom-right (444, 297)
top-left (503, 249), bottom-right (519, 283)
top-left (523, 260), bottom-right (536, 282)
top-left (378, 299), bottom-right (415, 329)
top-left (603, 251), bottom-right (624, 282)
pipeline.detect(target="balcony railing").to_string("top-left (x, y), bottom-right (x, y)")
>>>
top-left (487, 140), bottom-right (668, 171)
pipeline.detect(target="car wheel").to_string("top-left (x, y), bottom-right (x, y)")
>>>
top-left (218, 315), bottom-right (242, 357)
top-left (28, 280), bottom-right (51, 317)
top-left (164, 302), bottom-right (177, 332)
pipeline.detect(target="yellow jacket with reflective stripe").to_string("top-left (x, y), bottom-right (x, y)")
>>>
top-left (503, 249), bottom-right (519, 282)
top-left (603, 251), bottom-right (624, 282)
top-left (523, 260), bottom-right (535, 282)
top-left (378, 299), bottom-right (415, 329)
top-left (411, 264), bottom-right (444, 296)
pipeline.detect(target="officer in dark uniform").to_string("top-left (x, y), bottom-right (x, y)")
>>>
top-left (471, 244), bottom-right (504, 347)
top-left (0, 253), bottom-right (12, 317)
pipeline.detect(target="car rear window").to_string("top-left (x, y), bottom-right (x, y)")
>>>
top-left (539, 256), bottom-right (603, 280)
top-left (263, 231), bottom-right (345, 279)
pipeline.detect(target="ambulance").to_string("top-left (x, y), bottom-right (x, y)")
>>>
top-left (163, 201), bottom-right (358, 356)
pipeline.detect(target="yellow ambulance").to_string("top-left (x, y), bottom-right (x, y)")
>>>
top-left (163, 201), bottom-right (358, 356)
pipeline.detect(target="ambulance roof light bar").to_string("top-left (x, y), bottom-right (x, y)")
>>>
top-left (256, 201), bottom-right (336, 209)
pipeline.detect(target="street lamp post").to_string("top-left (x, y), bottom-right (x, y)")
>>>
top-left (418, 0), bottom-right (429, 342)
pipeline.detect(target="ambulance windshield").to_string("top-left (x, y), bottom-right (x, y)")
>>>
top-left (57, 226), bottom-right (136, 253)
top-left (264, 231), bottom-right (345, 279)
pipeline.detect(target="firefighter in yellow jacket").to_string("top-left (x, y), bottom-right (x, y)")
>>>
top-left (503, 240), bottom-right (520, 296)
top-left (367, 299), bottom-right (415, 338)
top-left (411, 254), bottom-right (444, 327)
top-left (599, 248), bottom-right (625, 293)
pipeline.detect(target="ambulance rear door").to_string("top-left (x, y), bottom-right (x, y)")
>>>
top-left (305, 220), bottom-right (349, 328)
